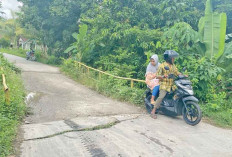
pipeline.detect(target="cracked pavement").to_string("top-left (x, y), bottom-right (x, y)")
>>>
top-left (3, 53), bottom-right (232, 157)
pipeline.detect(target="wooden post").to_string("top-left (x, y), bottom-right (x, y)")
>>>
top-left (2, 74), bottom-right (10, 104)
top-left (99, 72), bottom-right (101, 80)
top-left (5, 90), bottom-right (10, 104)
top-left (131, 80), bottom-right (134, 88)
top-left (81, 65), bottom-right (83, 74)
top-left (2, 74), bottom-right (8, 91)
top-left (87, 67), bottom-right (90, 76)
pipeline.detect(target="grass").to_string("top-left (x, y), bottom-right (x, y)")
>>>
top-left (0, 48), bottom-right (62, 66)
top-left (61, 59), bottom-right (145, 106)
top-left (0, 48), bottom-right (26, 58)
top-left (201, 107), bottom-right (232, 129)
top-left (0, 54), bottom-right (26, 157)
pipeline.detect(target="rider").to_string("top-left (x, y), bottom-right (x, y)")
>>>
top-left (150, 50), bottom-right (187, 119)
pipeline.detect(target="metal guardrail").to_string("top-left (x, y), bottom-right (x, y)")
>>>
top-left (75, 61), bottom-right (145, 88)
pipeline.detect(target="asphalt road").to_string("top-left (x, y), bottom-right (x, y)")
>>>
top-left (3, 53), bottom-right (232, 157)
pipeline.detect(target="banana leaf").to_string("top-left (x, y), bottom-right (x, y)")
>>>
top-left (217, 41), bottom-right (232, 71)
top-left (203, 0), bottom-right (227, 61)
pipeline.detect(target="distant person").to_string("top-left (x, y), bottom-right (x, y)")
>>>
top-left (145, 54), bottom-right (160, 105)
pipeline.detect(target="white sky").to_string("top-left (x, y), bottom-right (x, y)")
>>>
top-left (1, 0), bottom-right (23, 19)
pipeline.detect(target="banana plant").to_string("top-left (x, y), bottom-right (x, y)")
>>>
top-left (64, 24), bottom-right (94, 62)
top-left (217, 41), bottom-right (232, 72)
top-left (199, 0), bottom-right (227, 61)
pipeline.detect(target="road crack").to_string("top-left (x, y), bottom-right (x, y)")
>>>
top-left (135, 130), bottom-right (174, 154)
top-left (23, 115), bottom-right (142, 141)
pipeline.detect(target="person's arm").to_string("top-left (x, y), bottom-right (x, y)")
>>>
top-left (174, 65), bottom-right (188, 77)
top-left (146, 72), bottom-right (154, 80)
top-left (174, 65), bottom-right (181, 76)
top-left (156, 65), bottom-right (165, 79)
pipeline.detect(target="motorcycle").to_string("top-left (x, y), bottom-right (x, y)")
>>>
top-left (145, 66), bottom-right (202, 126)
top-left (26, 50), bottom-right (36, 61)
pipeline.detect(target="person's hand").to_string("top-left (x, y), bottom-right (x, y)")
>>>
top-left (152, 73), bottom-right (156, 79)
top-left (163, 74), bottom-right (168, 78)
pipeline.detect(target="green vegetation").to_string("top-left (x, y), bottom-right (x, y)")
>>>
top-left (61, 59), bottom-right (145, 105)
top-left (0, 48), bottom-right (26, 58)
top-left (0, 48), bottom-right (61, 66)
top-left (0, 54), bottom-right (26, 156)
top-left (1, 0), bottom-right (232, 128)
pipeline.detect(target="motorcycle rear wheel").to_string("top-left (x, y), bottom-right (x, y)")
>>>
top-left (182, 101), bottom-right (202, 126)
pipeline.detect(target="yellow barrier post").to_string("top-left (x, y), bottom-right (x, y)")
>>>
top-left (2, 73), bottom-right (10, 104)
top-left (131, 80), bottom-right (134, 88)
top-left (99, 72), bottom-right (101, 80)
top-left (87, 67), bottom-right (90, 76)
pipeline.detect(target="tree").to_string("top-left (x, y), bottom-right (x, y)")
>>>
top-left (18, 0), bottom-right (85, 56)
top-left (0, 38), bottom-right (10, 48)
top-left (18, 0), bottom-right (209, 58)
top-left (0, 14), bottom-right (25, 47)
top-left (0, 1), bottom-right (3, 18)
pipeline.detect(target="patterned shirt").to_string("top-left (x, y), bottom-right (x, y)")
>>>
top-left (145, 72), bottom-right (159, 90)
top-left (157, 62), bottom-right (180, 92)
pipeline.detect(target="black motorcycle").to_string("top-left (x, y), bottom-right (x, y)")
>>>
top-left (145, 67), bottom-right (202, 126)
top-left (26, 50), bottom-right (36, 61)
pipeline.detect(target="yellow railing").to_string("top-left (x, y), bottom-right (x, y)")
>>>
top-left (1, 67), bottom-right (10, 104)
top-left (74, 61), bottom-right (145, 88)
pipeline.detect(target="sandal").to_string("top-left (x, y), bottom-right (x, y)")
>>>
top-left (150, 113), bottom-right (157, 119)
top-left (150, 100), bottom-right (156, 105)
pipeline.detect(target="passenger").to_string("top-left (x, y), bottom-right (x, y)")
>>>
top-left (145, 54), bottom-right (160, 105)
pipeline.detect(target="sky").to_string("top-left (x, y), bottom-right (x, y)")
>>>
top-left (1, 0), bottom-right (23, 19)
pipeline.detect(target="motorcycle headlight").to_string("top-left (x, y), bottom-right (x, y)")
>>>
top-left (177, 82), bottom-right (194, 95)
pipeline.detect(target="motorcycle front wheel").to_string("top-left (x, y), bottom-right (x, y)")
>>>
top-left (182, 101), bottom-right (202, 126)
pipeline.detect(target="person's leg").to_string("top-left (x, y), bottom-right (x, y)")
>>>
top-left (151, 90), bottom-right (167, 118)
top-left (150, 95), bottom-right (155, 104)
top-left (151, 85), bottom-right (160, 104)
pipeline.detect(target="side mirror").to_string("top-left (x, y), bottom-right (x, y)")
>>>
top-left (164, 66), bottom-right (170, 71)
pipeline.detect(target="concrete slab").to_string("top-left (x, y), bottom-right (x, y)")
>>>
top-left (21, 115), bottom-right (232, 157)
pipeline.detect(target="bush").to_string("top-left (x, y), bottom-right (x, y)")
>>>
top-left (46, 55), bottom-right (62, 65)
top-left (0, 54), bottom-right (26, 156)
top-left (0, 38), bottom-right (10, 48)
